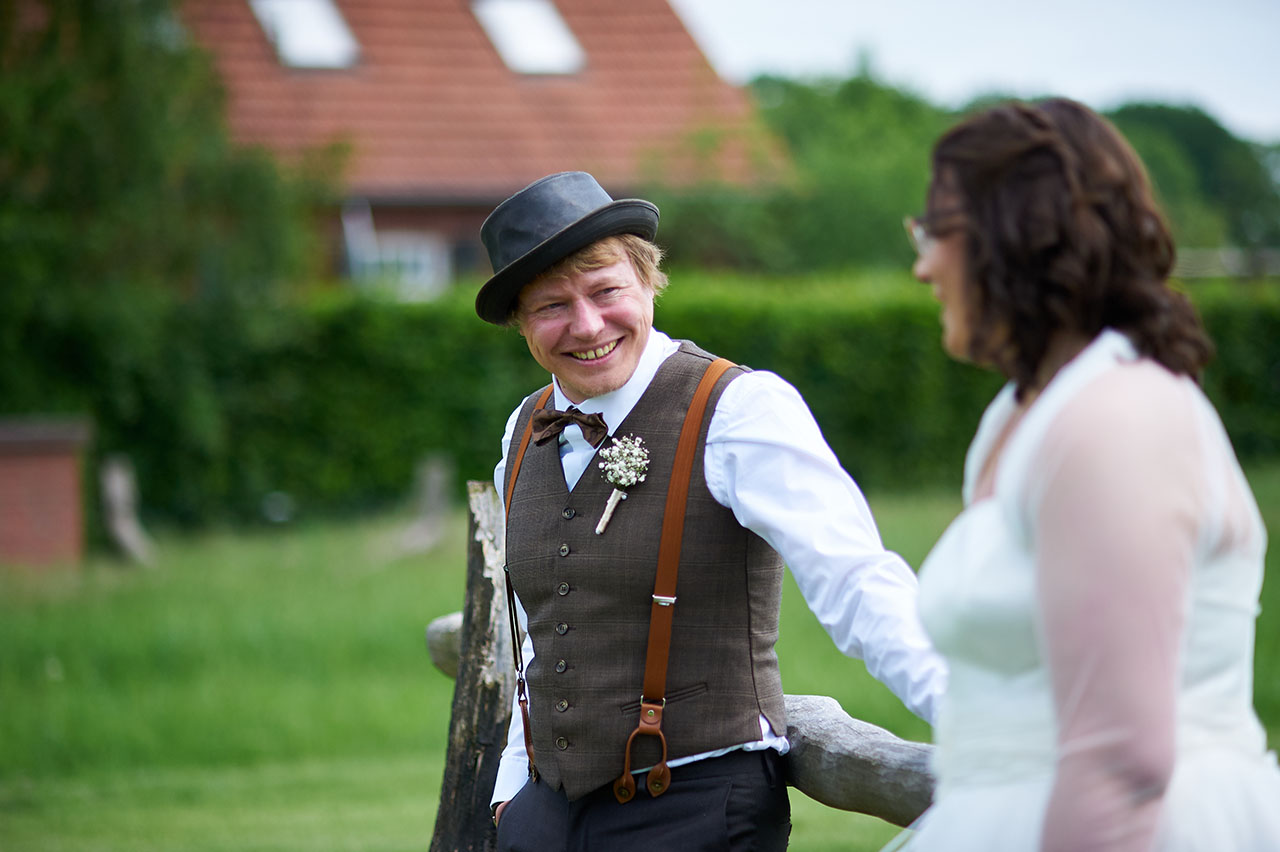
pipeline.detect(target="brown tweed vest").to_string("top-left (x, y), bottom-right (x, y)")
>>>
top-left (503, 341), bottom-right (787, 801)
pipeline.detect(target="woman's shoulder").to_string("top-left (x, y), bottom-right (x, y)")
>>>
top-left (1051, 358), bottom-right (1195, 443)
top-left (1023, 359), bottom-right (1203, 509)
top-left (994, 356), bottom-right (1202, 527)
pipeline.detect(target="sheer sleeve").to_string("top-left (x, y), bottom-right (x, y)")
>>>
top-left (1029, 363), bottom-right (1202, 852)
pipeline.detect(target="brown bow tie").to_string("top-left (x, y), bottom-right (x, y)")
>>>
top-left (531, 407), bottom-right (609, 448)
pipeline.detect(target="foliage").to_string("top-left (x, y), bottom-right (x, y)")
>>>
top-left (1, 17), bottom-right (1278, 531)
top-left (0, 0), bottom-right (340, 472)
top-left (1110, 104), bottom-right (1280, 249)
top-left (646, 73), bottom-right (951, 272)
top-left (0, 0), bottom-right (338, 300)
top-left (3, 272), bottom-right (1278, 533)
top-left (644, 75), bottom-right (1280, 274)
top-left (0, 0), bottom-right (341, 532)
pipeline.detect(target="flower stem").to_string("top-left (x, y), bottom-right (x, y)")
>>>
top-left (595, 488), bottom-right (627, 535)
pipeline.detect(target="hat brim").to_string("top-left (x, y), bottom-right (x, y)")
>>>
top-left (475, 200), bottom-right (659, 325)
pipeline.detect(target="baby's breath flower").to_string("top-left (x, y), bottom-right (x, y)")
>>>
top-left (596, 435), bottom-right (649, 534)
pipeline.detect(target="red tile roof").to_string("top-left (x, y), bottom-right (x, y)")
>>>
top-left (181, 0), bottom-right (769, 202)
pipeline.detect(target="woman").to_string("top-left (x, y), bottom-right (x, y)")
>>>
top-left (897, 98), bottom-right (1280, 850)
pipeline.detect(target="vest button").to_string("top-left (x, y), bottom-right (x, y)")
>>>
top-left (555, 659), bottom-right (567, 673)
top-left (562, 507), bottom-right (576, 520)
top-left (557, 582), bottom-right (570, 596)
top-left (556, 622), bottom-right (569, 635)
top-left (558, 543), bottom-right (570, 556)
top-left (555, 737), bottom-right (569, 750)
top-left (556, 699), bottom-right (569, 712)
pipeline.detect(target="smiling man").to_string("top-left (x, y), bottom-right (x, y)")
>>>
top-left (477, 172), bottom-right (945, 852)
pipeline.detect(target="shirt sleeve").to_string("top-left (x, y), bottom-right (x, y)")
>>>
top-left (491, 623), bottom-right (535, 806)
top-left (703, 370), bottom-right (948, 723)
top-left (491, 401), bottom-right (536, 806)
top-left (1031, 364), bottom-right (1198, 852)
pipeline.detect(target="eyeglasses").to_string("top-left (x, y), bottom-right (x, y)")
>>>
top-left (903, 211), bottom-right (964, 257)
top-left (903, 217), bottom-right (934, 257)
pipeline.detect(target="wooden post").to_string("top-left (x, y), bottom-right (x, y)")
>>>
top-left (100, 454), bottom-right (153, 566)
top-left (427, 482), bottom-right (936, 841)
top-left (428, 482), bottom-right (514, 852)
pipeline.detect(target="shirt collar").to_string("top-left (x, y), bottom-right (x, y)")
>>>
top-left (552, 328), bottom-right (680, 438)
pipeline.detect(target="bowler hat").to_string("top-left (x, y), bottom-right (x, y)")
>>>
top-left (476, 172), bottom-right (659, 324)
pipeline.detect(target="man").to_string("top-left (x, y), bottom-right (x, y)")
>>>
top-left (479, 171), bottom-right (944, 851)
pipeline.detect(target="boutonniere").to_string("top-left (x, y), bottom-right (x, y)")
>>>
top-left (595, 434), bottom-right (649, 535)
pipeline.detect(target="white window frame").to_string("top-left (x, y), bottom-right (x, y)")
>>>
top-left (472, 0), bottom-right (585, 75)
top-left (248, 0), bottom-right (360, 69)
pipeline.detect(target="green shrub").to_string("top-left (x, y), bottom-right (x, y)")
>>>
top-left (1195, 282), bottom-right (1280, 458)
top-left (3, 274), bottom-right (1277, 533)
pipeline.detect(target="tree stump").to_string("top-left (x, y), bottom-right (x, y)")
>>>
top-left (428, 482), bottom-right (514, 852)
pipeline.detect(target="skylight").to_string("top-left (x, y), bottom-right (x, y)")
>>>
top-left (472, 0), bottom-right (586, 75)
top-left (249, 0), bottom-right (360, 69)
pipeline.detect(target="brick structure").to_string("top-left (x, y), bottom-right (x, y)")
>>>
top-left (0, 420), bottom-right (92, 566)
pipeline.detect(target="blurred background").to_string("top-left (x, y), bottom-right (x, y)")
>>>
top-left (2, 1), bottom-right (1277, 850)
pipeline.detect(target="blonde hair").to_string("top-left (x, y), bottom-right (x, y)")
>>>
top-left (510, 235), bottom-right (667, 327)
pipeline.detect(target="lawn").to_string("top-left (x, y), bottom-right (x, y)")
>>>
top-left (3, 466), bottom-right (1279, 851)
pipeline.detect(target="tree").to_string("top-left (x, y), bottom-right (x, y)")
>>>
top-left (643, 72), bottom-right (950, 273)
top-left (0, 0), bottom-right (339, 303)
top-left (1109, 103), bottom-right (1280, 249)
top-left (0, 0), bottom-right (341, 529)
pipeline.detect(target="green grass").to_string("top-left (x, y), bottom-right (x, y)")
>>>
top-left (1, 512), bottom-right (466, 851)
top-left (2, 467), bottom-right (1278, 852)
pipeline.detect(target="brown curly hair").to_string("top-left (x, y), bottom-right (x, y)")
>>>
top-left (927, 98), bottom-right (1212, 396)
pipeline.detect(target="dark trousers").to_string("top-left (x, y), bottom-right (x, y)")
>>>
top-left (496, 749), bottom-right (791, 852)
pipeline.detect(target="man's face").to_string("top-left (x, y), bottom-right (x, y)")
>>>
top-left (515, 257), bottom-right (655, 404)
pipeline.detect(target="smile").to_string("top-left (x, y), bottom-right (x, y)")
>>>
top-left (568, 340), bottom-right (619, 361)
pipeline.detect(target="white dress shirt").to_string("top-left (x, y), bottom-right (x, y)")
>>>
top-left (490, 329), bottom-right (947, 804)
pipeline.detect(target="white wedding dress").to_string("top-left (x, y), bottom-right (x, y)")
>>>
top-left (895, 330), bottom-right (1280, 850)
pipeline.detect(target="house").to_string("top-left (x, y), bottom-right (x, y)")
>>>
top-left (180, 0), bottom-right (771, 297)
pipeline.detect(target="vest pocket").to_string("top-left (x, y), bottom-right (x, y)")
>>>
top-left (618, 682), bottom-right (708, 714)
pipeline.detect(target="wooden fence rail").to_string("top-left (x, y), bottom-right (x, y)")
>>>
top-left (427, 481), bottom-right (935, 851)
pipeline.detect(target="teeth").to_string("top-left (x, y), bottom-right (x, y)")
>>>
top-left (570, 341), bottom-right (618, 361)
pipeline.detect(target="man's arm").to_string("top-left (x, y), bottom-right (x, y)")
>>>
top-left (491, 625), bottom-right (536, 809)
top-left (704, 370), bottom-right (947, 722)
top-left (491, 402), bottom-right (534, 810)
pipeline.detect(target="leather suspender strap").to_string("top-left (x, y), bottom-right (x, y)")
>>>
top-left (503, 384), bottom-right (554, 781)
top-left (613, 356), bottom-right (735, 803)
top-left (505, 386), bottom-right (554, 520)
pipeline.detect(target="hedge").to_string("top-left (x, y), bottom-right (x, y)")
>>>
top-left (3, 273), bottom-right (1277, 533)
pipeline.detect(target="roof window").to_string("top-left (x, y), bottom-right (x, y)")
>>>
top-left (249, 0), bottom-right (360, 69)
top-left (472, 0), bottom-right (585, 75)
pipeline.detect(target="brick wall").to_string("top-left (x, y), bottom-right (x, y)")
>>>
top-left (0, 421), bottom-right (91, 566)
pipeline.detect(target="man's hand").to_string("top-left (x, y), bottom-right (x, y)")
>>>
top-left (492, 800), bottom-right (509, 827)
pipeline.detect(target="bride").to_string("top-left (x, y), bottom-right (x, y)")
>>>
top-left (895, 98), bottom-right (1280, 850)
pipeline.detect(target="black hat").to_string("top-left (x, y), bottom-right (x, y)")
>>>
top-left (476, 172), bottom-right (659, 324)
